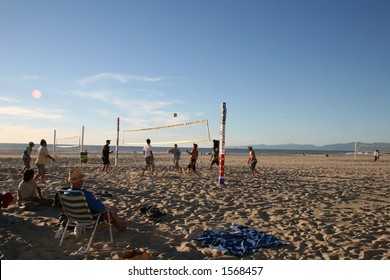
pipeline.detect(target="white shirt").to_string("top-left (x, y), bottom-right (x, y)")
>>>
top-left (36, 146), bottom-right (49, 165)
top-left (143, 144), bottom-right (153, 157)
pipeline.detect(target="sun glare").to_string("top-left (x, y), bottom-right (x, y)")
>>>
top-left (32, 90), bottom-right (42, 99)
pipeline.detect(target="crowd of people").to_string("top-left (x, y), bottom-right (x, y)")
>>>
top-left (6, 138), bottom-right (266, 220)
top-left (2, 137), bottom-right (385, 255)
top-left (0, 139), bottom-right (128, 234)
top-left (13, 138), bottom-right (261, 209)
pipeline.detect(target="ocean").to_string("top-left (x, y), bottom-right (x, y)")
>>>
top-left (0, 143), bottom-right (350, 156)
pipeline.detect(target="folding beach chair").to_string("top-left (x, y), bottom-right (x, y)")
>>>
top-left (58, 190), bottom-right (113, 253)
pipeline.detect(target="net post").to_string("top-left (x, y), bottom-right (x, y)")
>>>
top-left (354, 141), bottom-right (357, 160)
top-left (218, 102), bottom-right (227, 185)
top-left (53, 129), bottom-right (56, 157)
top-left (80, 125), bottom-right (85, 153)
top-left (115, 117), bottom-right (120, 167)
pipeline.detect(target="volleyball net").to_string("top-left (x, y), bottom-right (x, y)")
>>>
top-left (354, 142), bottom-right (390, 158)
top-left (53, 126), bottom-right (85, 156)
top-left (122, 119), bottom-right (211, 146)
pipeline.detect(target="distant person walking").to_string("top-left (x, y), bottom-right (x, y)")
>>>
top-left (142, 139), bottom-right (155, 176)
top-left (34, 139), bottom-right (55, 184)
top-left (186, 143), bottom-right (199, 176)
top-left (21, 141), bottom-right (34, 174)
top-left (373, 149), bottom-right (380, 162)
top-left (247, 146), bottom-right (260, 176)
top-left (168, 144), bottom-right (182, 173)
top-left (101, 140), bottom-right (113, 173)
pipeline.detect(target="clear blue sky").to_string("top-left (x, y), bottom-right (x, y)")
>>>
top-left (1, 0), bottom-right (389, 147)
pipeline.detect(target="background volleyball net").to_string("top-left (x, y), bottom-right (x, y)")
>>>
top-left (53, 126), bottom-right (85, 156)
top-left (122, 119), bottom-right (211, 146)
top-left (354, 142), bottom-right (390, 158)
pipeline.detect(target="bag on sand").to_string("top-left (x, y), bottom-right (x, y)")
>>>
top-left (140, 205), bottom-right (166, 221)
top-left (53, 187), bottom-right (69, 207)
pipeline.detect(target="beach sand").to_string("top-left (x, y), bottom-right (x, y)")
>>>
top-left (0, 151), bottom-right (389, 260)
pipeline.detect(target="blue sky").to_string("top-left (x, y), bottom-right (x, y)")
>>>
top-left (1, 0), bottom-right (389, 147)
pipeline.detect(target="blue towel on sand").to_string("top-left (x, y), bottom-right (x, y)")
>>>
top-left (193, 225), bottom-right (285, 256)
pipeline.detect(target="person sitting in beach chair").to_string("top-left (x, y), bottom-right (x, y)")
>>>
top-left (65, 167), bottom-right (127, 231)
top-left (17, 169), bottom-right (53, 210)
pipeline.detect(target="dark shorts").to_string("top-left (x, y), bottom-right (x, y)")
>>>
top-left (102, 156), bottom-right (110, 165)
top-left (188, 159), bottom-right (197, 170)
top-left (145, 156), bottom-right (155, 167)
top-left (250, 160), bottom-right (258, 169)
top-left (22, 157), bottom-right (30, 167)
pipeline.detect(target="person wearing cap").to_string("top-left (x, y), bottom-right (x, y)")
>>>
top-left (34, 139), bottom-right (55, 184)
top-left (21, 141), bottom-right (34, 174)
top-left (18, 169), bottom-right (53, 210)
top-left (67, 168), bottom-right (127, 231)
top-left (186, 143), bottom-right (199, 176)
top-left (141, 139), bottom-right (155, 176)
top-left (101, 140), bottom-right (113, 173)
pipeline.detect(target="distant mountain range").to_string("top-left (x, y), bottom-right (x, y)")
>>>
top-left (230, 142), bottom-right (390, 151)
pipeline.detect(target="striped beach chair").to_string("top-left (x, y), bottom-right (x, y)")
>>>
top-left (58, 190), bottom-right (113, 253)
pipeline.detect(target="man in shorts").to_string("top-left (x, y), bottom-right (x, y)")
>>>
top-left (247, 146), bottom-right (260, 177)
top-left (101, 140), bottom-right (113, 173)
top-left (34, 139), bottom-right (55, 184)
top-left (168, 144), bottom-right (183, 173)
top-left (142, 139), bottom-right (155, 176)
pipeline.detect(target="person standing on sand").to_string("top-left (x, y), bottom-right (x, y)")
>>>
top-left (186, 143), bottom-right (199, 176)
top-left (247, 146), bottom-right (260, 176)
top-left (168, 144), bottom-right (183, 173)
top-left (142, 139), bottom-right (155, 176)
top-left (209, 146), bottom-right (219, 170)
top-left (101, 140), bottom-right (113, 173)
top-left (21, 141), bottom-right (34, 174)
top-left (373, 149), bottom-right (380, 161)
top-left (374, 150), bottom-right (380, 161)
top-left (34, 139), bottom-right (55, 184)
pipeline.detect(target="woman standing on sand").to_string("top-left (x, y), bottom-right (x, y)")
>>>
top-left (247, 146), bottom-right (260, 176)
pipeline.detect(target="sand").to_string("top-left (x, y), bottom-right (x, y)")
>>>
top-left (0, 151), bottom-right (389, 260)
